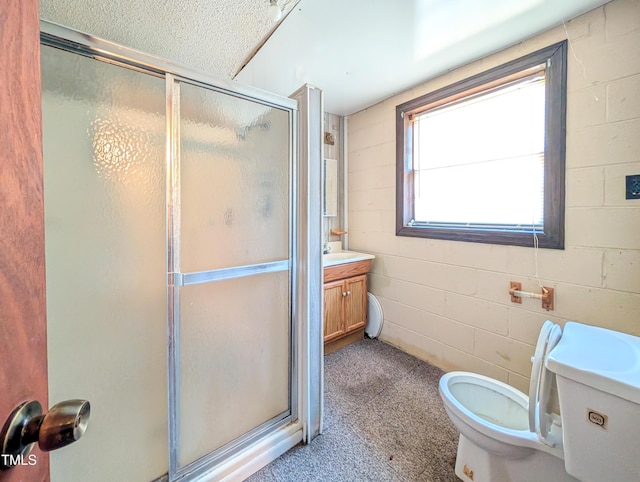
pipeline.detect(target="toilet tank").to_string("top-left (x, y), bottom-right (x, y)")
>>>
top-left (545, 322), bottom-right (640, 482)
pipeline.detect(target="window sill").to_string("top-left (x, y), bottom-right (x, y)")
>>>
top-left (396, 225), bottom-right (563, 249)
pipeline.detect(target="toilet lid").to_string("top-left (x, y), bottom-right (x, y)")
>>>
top-left (528, 320), bottom-right (562, 444)
top-left (365, 292), bottom-right (383, 338)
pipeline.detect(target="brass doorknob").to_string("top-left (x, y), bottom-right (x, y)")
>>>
top-left (1, 399), bottom-right (90, 470)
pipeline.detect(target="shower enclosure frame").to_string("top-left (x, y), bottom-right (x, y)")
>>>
top-left (40, 19), bottom-right (320, 481)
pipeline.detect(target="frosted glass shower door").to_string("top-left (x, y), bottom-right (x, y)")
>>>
top-left (174, 80), bottom-right (293, 470)
top-left (41, 45), bottom-right (168, 482)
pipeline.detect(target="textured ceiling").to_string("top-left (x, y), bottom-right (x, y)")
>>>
top-left (39, 0), bottom-right (298, 79)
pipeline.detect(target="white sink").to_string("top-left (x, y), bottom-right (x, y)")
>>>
top-left (323, 250), bottom-right (375, 267)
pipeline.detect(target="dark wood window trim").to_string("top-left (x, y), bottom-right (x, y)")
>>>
top-left (396, 41), bottom-right (567, 249)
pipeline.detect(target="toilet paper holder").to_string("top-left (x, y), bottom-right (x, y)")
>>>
top-left (509, 281), bottom-right (554, 311)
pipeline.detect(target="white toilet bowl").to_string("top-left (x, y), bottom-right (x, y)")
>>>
top-left (438, 321), bottom-right (578, 482)
top-left (441, 372), bottom-right (544, 458)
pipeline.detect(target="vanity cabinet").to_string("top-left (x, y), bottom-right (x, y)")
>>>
top-left (323, 259), bottom-right (371, 354)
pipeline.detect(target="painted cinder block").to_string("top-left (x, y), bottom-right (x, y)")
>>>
top-left (348, 210), bottom-right (383, 232)
top-left (348, 120), bottom-right (390, 150)
top-left (349, 229), bottom-right (395, 255)
top-left (380, 321), bottom-right (510, 383)
top-left (603, 249), bottom-right (640, 293)
top-left (605, 0), bottom-right (640, 39)
top-left (349, 166), bottom-right (381, 193)
top-left (365, 187), bottom-right (394, 211)
top-left (566, 207), bottom-right (640, 249)
top-left (443, 242), bottom-right (509, 272)
top-left (568, 33), bottom-right (639, 89)
top-left (406, 261), bottom-right (477, 295)
top-left (606, 73), bottom-right (640, 123)
top-left (368, 272), bottom-right (399, 301)
top-left (347, 190), bottom-right (370, 212)
top-left (380, 299), bottom-right (474, 354)
top-left (395, 236), bottom-right (447, 264)
top-left (565, 166), bottom-right (605, 207)
top-left (508, 309), bottom-right (565, 346)
top-left (473, 330), bottom-right (535, 378)
top-left (422, 311), bottom-right (476, 354)
top-left (474, 270), bottom-right (518, 306)
top-left (506, 246), bottom-right (603, 288)
top-left (348, 142), bottom-right (395, 174)
top-left (444, 292), bottom-right (509, 335)
top-left (567, 85), bottom-right (607, 129)
top-left (567, 119), bottom-right (640, 169)
top-left (508, 371), bottom-right (531, 395)
top-left (398, 280), bottom-right (446, 316)
top-left (552, 283), bottom-right (640, 336)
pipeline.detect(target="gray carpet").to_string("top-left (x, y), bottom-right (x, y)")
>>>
top-left (246, 338), bottom-right (460, 481)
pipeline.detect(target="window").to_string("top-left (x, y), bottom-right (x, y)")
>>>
top-left (396, 41), bottom-right (567, 248)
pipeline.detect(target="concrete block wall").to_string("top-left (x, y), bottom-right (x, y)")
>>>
top-left (346, 0), bottom-right (640, 392)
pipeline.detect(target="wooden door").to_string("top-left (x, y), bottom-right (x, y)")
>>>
top-left (0, 0), bottom-right (50, 481)
top-left (323, 281), bottom-right (345, 342)
top-left (344, 275), bottom-right (367, 333)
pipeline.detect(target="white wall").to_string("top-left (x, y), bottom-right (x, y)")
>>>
top-left (347, 0), bottom-right (640, 392)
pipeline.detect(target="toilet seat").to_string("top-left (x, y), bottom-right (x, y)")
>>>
top-left (528, 320), bottom-right (563, 446)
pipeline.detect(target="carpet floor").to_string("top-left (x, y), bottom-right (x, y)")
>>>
top-left (246, 338), bottom-right (460, 481)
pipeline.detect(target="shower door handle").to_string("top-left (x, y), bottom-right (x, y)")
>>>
top-left (1, 399), bottom-right (90, 469)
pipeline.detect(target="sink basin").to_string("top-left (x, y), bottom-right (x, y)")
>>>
top-left (323, 250), bottom-right (375, 267)
top-left (324, 252), bottom-right (357, 262)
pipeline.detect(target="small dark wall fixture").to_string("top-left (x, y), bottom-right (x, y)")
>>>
top-left (626, 174), bottom-right (640, 200)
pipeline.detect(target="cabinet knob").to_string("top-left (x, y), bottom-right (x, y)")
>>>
top-left (347, 291), bottom-right (351, 295)
top-left (342, 292), bottom-right (347, 297)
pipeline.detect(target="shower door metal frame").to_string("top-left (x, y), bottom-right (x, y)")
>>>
top-left (166, 73), bottom-right (297, 480)
top-left (40, 20), bottom-right (310, 482)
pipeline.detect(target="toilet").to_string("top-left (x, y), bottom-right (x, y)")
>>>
top-left (439, 320), bottom-right (640, 482)
top-left (545, 322), bottom-right (640, 482)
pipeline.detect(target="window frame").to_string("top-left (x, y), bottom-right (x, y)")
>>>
top-left (395, 41), bottom-right (567, 249)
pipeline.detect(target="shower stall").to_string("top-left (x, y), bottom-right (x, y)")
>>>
top-left (41, 21), bottom-right (321, 482)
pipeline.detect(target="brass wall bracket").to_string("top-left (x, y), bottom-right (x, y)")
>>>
top-left (509, 281), bottom-right (522, 303)
top-left (541, 287), bottom-right (554, 311)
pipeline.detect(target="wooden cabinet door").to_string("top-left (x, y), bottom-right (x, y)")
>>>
top-left (344, 275), bottom-right (367, 333)
top-left (323, 280), bottom-right (345, 342)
